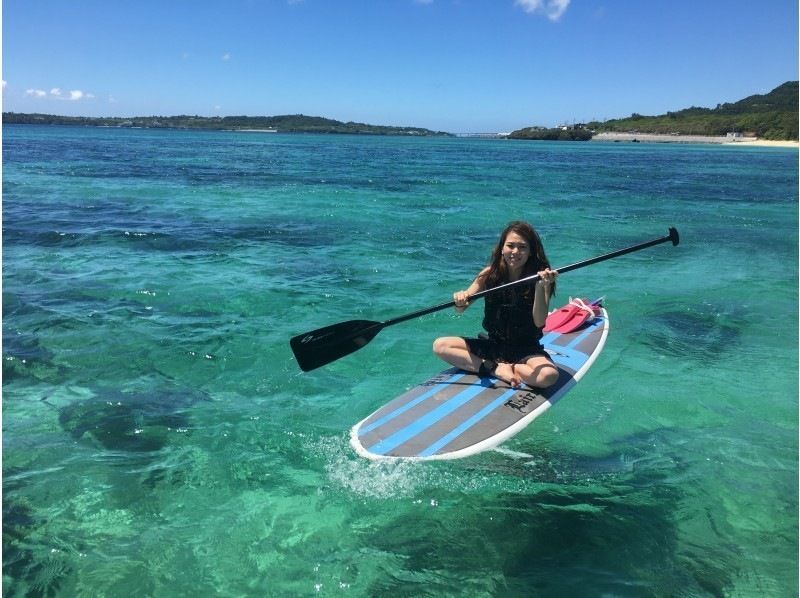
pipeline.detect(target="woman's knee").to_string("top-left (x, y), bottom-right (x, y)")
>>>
top-left (432, 337), bottom-right (449, 357)
top-left (522, 359), bottom-right (559, 388)
top-left (432, 336), bottom-right (463, 357)
top-left (535, 367), bottom-right (559, 388)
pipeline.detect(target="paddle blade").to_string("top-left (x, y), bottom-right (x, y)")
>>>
top-left (290, 319), bottom-right (384, 371)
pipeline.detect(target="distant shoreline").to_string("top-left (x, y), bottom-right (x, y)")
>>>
top-left (1, 113), bottom-right (453, 137)
top-left (4, 120), bottom-right (798, 147)
top-left (591, 131), bottom-right (798, 148)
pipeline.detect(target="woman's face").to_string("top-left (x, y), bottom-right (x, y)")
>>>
top-left (502, 231), bottom-right (530, 272)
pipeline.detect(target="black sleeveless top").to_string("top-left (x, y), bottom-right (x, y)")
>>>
top-left (482, 285), bottom-right (543, 346)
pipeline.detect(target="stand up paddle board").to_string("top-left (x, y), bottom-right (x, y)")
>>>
top-left (350, 303), bottom-right (608, 460)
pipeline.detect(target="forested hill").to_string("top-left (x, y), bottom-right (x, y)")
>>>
top-left (588, 81), bottom-right (798, 140)
top-left (1, 112), bottom-right (453, 137)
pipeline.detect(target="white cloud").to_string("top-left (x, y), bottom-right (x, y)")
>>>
top-left (514, 0), bottom-right (570, 21)
top-left (222, 52), bottom-right (231, 61)
top-left (25, 87), bottom-right (95, 101)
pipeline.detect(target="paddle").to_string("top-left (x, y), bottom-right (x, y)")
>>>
top-left (291, 227), bottom-right (679, 371)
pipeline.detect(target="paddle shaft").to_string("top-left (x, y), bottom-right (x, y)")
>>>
top-left (383, 227), bottom-right (679, 328)
top-left (290, 227), bottom-right (678, 371)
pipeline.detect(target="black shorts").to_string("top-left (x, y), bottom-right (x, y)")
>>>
top-left (463, 336), bottom-right (549, 364)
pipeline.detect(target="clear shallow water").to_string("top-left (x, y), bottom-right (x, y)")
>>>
top-left (3, 125), bottom-right (797, 596)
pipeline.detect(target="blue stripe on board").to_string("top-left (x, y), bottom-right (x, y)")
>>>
top-left (418, 387), bottom-right (519, 457)
top-left (540, 316), bottom-right (601, 352)
top-left (541, 331), bottom-right (559, 345)
top-left (358, 372), bottom-right (466, 436)
top-left (367, 381), bottom-right (488, 455)
top-left (544, 317), bottom-right (605, 370)
top-left (565, 317), bottom-right (604, 350)
top-left (548, 345), bottom-right (586, 372)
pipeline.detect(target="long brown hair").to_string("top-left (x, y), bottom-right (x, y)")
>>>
top-left (482, 221), bottom-right (553, 293)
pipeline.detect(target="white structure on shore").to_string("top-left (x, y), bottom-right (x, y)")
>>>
top-left (457, 132), bottom-right (510, 138)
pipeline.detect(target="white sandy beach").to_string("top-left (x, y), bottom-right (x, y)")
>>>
top-left (591, 132), bottom-right (798, 148)
top-left (724, 138), bottom-right (799, 148)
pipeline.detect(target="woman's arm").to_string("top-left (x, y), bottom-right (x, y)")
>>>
top-left (532, 268), bottom-right (557, 327)
top-left (453, 267), bottom-right (490, 313)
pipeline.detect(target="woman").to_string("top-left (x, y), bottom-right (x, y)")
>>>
top-left (432, 221), bottom-right (559, 389)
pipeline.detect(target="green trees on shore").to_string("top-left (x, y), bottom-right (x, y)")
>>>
top-left (0, 113), bottom-right (453, 137)
top-left (508, 127), bottom-right (593, 141)
top-left (587, 81), bottom-right (798, 140)
top-left (508, 81), bottom-right (797, 141)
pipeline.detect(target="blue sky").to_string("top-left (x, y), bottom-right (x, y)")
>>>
top-left (3, 0), bottom-right (798, 133)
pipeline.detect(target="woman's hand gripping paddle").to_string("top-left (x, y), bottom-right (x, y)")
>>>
top-left (290, 227), bottom-right (679, 371)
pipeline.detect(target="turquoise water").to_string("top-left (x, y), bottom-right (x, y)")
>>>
top-left (3, 125), bottom-right (797, 596)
